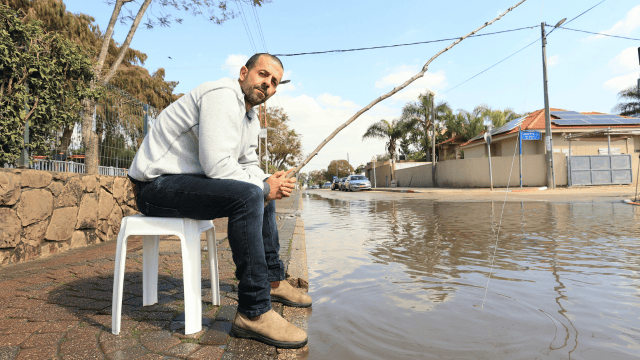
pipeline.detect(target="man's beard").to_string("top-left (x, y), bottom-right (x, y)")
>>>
top-left (243, 83), bottom-right (268, 107)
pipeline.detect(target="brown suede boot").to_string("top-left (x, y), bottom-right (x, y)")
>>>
top-left (231, 309), bottom-right (308, 348)
top-left (270, 280), bottom-right (312, 308)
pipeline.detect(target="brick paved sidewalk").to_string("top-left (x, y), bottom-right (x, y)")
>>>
top-left (0, 191), bottom-right (310, 360)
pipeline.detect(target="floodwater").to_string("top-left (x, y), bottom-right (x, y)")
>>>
top-left (301, 193), bottom-right (640, 360)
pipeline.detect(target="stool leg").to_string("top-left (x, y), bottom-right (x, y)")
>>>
top-left (205, 228), bottom-right (220, 306)
top-left (181, 219), bottom-right (202, 335)
top-left (142, 235), bottom-right (160, 306)
top-left (112, 225), bottom-right (128, 335)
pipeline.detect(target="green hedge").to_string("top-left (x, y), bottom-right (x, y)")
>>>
top-left (0, 5), bottom-right (98, 165)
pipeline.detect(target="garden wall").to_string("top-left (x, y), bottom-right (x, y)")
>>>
top-left (0, 168), bottom-right (137, 266)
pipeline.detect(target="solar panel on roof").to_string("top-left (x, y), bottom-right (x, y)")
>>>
top-left (616, 119), bottom-right (640, 124)
top-left (467, 116), bottom-right (526, 142)
top-left (552, 120), bottom-right (590, 126)
top-left (551, 111), bottom-right (581, 118)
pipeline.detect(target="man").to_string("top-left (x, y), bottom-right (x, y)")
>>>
top-left (128, 53), bottom-right (311, 349)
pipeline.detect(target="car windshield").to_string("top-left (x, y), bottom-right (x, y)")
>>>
top-left (350, 176), bottom-right (367, 180)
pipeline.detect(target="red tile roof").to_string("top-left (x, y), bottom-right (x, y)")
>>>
top-left (460, 108), bottom-right (637, 148)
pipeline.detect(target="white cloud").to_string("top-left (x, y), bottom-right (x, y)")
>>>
top-left (374, 65), bottom-right (448, 102)
top-left (603, 71), bottom-right (638, 92)
top-left (586, 5), bottom-right (640, 41)
top-left (224, 54), bottom-right (249, 77)
top-left (547, 55), bottom-right (560, 67)
top-left (272, 92), bottom-right (400, 173)
top-left (607, 47), bottom-right (639, 74)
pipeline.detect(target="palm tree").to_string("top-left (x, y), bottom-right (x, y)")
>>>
top-left (401, 91), bottom-right (453, 160)
top-left (612, 85), bottom-right (640, 117)
top-left (362, 118), bottom-right (413, 181)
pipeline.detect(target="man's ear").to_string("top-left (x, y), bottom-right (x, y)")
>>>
top-left (239, 66), bottom-right (249, 81)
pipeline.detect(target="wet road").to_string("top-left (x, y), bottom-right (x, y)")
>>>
top-left (301, 189), bottom-right (640, 360)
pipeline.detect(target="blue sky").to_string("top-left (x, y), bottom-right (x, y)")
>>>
top-left (63, 0), bottom-right (640, 173)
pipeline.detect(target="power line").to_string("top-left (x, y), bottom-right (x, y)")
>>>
top-left (251, 3), bottom-right (268, 52)
top-left (234, 0), bottom-right (257, 53)
top-left (437, 0), bottom-right (609, 99)
top-left (272, 26), bottom-right (538, 57)
top-left (547, 0), bottom-right (606, 36)
top-left (437, 37), bottom-right (540, 98)
top-left (554, 26), bottom-right (640, 41)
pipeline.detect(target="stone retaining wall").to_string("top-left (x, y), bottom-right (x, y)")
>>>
top-left (0, 168), bottom-right (137, 266)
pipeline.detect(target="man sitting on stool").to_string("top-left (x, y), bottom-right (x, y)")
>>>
top-left (127, 53), bottom-right (311, 349)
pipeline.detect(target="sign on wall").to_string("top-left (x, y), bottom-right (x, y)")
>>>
top-left (521, 131), bottom-right (541, 141)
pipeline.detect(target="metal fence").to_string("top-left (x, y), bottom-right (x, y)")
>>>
top-left (4, 83), bottom-right (159, 177)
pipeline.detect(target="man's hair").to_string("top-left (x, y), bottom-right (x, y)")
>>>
top-left (245, 53), bottom-right (284, 72)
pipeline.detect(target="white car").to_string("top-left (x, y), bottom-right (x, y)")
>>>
top-left (345, 175), bottom-right (371, 191)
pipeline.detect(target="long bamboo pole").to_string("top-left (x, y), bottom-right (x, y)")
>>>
top-left (288, 0), bottom-right (527, 178)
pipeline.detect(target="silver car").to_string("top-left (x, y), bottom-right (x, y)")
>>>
top-left (345, 175), bottom-right (371, 191)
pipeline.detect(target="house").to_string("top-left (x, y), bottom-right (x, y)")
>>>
top-left (437, 135), bottom-right (465, 160)
top-left (460, 108), bottom-right (640, 159)
top-left (367, 108), bottom-right (640, 188)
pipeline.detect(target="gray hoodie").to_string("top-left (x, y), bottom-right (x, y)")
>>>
top-left (128, 78), bottom-right (267, 191)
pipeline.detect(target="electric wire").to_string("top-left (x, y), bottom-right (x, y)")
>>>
top-left (272, 26), bottom-right (538, 57)
top-left (437, 37), bottom-right (540, 98)
top-left (234, 0), bottom-right (257, 53)
top-left (251, 3), bottom-right (268, 52)
top-left (481, 131), bottom-right (520, 309)
top-left (554, 26), bottom-right (640, 41)
top-left (437, 0), bottom-right (610, 99)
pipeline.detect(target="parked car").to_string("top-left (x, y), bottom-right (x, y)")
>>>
top-left (345, 175), bottom-right (372, 191)
top-left (322, 182), bottom-right (331, 189)
top-left (338, 177), bottom-right (348, 191)
top-left (331, 178), bottom-right (340, 190)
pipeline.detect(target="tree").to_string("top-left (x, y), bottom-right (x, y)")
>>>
top-left (264, 107), bottom-right (303, 170)
top-left (0, 4), bottom-right (96, 165)
top-left (362, 119), bottom-right (412, 163)
top-left (326, 160), bottom-right (353, 180)
top-left (308, 169), bottom-right (326, 185)
top-left (86, 0), bottom-right (270, 174)
top-left (612, 85), bottom-right (640, 118)
top-left (444, 106), bottom-right (485, 142)
top-left (400, 90), bottom-right (452, 161)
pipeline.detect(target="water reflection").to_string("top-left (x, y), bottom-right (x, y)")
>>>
top-left (303, 193), bottom-right (640, 359)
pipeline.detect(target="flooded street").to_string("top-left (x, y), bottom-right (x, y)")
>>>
top-left (301, 190), bottom-right (640, 359)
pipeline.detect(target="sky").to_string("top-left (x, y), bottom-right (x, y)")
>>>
top-left (62, 0), bottom-right (640, 174)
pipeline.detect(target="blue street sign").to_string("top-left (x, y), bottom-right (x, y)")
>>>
top-left (521, 131), bottom-right (541, 140)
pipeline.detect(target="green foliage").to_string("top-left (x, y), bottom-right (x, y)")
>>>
top-left (612, 85), bottom-right (640, 118)
top-left (362, 118), bottom-right (414, 161)
top-left (325, 159), bottom-right (353, 180)
top-left (265, 107), bottom-right (302, 170)
top-left (0, 5), bottom-right (98, 164)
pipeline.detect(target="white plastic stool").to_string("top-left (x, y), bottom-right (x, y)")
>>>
top-left (111, 214), bottom-right (220, 335)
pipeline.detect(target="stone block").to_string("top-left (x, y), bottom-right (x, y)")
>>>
top-left (98, 189), bottom-right (114, 220)
top-left (107, 204), bottom-right (123, 229)
top-left (112, 177), bottom-right (129, 205)
top-left (52, 172), bottom-right (70, 181)
top-left (21, 220), bottom-right (48, 247)
top-left (82, 175), bottom-right (99, 193)
top-left (0, 248), bottom-right (12, 265)
top-left (47, 181), bottom-right (63, 197)
top-left (76, 193), bottom-right (98, 229)
top-left (16, 189), bottom-right (53, 226)
top-left (100, 176), bottom-right (114, 194)
top-left (45, 207), bottom-right (78, 241)
top-left (0, 208), bottom-right (21, 248)
top-left (21, 170), bottom-right (52, 188)
top-left (55, 176), bottom-right (83, 208)
top-left (11, 243), bottom-right (38, 263)
top-left (70, 230), bottom-right (87, 249)
top-left (0, 172), bottom-right (21, 206)
top-left (122, 205), bottom-right (138, 217)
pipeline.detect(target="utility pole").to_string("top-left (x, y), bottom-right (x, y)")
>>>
top-left (347, 153), bottom-right (350, 174)
top-left (541, 21), bottom-right (559, 189)
top-left (431, 98), bottom-right (437, 187)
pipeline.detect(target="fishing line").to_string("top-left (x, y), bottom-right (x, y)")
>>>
top-left (481, 132), bottom-right (520, 309)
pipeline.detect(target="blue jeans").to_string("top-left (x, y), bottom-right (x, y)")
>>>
top-left (132, 174), bottom-right (284, 317)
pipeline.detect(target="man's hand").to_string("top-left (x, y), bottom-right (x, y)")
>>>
top-left (265, 169), bottom-right (296, 200)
